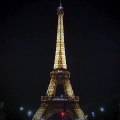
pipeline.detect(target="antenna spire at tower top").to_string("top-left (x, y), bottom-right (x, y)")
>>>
top-left (60, 0), bottom-right (62, 7)
top-left (58, 0), bottom-right (63, 9)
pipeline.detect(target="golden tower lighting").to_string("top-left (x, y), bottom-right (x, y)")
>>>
top-left (32, 1), bottom-right (86, 120)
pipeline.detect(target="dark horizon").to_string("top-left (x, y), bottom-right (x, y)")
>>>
top-left (0, 0), bottom-right (120, 120)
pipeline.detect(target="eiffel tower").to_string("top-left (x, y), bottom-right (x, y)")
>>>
top-left (32, 1), bottom-right (86, 120)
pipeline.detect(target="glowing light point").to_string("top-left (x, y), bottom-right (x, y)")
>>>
top-left (91, 112), bottom-right (95, 117)
top-left (27, 110), bottom-right (32, 117)
top-left (85, 115), bottom-right (88, 118)
top-left (100, 107), bottom-right (105, 112)
top-left (61, 111), bottom-right (65, 117)
top-left (19, 107), bottom-right (24, 111)
top-left (60, 94), bottom-right (64, 98)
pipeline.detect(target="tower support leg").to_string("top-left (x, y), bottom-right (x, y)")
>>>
top-left (32, 103), bottom-right (48, 120)
top-left (74, 103), bottom-right (87, 120)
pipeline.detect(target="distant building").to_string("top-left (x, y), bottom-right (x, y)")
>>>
top-left (118, 102), bottom-right (120, 120)
top-left (0, 101), bottom-right (6, 120)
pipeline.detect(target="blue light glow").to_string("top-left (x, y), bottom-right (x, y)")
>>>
top-left (19, 107), bottom-right (24, 111)
top-left (27, 110), bottom-right (32, 117)
top-left (100, 107), bottom-right (105, 112)
top-left (91, 112), bottom-right (95, 117)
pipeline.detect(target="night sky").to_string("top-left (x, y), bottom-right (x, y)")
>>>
top-left (0, 0), bottom-right (120, 120)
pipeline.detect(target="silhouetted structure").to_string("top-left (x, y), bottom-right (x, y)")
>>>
top-left (0, 101), bottom-right (6, 120)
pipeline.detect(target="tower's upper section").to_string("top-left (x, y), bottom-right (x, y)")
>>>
top-left (54, 1), bottom-right (67, 70)
top-left (57, 0), bottom-right (64, 15)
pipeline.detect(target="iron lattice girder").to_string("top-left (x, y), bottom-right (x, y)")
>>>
top-left (46, 70), bottom-right (75, 97)
top-left (41, 96), bottom-right (79, 102)
top-left (34, 98), bottom-right (85, 120)
top-left (43, 101), bottom-right (79, 119)
top-left (50, 70), bottom-right (70, 80)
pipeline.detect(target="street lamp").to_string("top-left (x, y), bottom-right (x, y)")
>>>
top-left (100, 107), bottom-right (105, 112)
top-left (19, 106), bottom-right (24, 111)
top-left (91, 112), bottom-right (95, 117)
top-left (27, 110), bottom-right (32, 117)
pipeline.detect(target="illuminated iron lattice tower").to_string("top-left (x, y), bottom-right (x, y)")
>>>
top-left (32, 2), bottom-right (86, 120)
